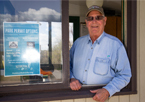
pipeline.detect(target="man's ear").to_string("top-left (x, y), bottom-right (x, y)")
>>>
top-left (104, 16), bottom-right (107, 26)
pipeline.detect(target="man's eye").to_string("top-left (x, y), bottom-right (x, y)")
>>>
top-left (96, 16), bottom-right (104, 20)
top-left (86, 16), bottom-right (104, 21)
top-left (87, 17), bottom-right (93, 21)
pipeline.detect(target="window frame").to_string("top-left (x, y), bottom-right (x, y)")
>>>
top-left (0, 0), bottom-right (69, 96)
top-left (0, 0), bottom-right (137, 101)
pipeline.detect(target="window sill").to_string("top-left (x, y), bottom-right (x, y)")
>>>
top-left (0, 86), bottom-right (137, 102)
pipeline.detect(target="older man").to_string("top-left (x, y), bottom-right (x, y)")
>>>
top-left (70, 5), bottom-right (131, 102)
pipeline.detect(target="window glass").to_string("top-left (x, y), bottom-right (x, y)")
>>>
top-left (0, 0), bottom-right (63, 86)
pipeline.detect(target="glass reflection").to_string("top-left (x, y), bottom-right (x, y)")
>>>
top-left (22, 49), bottom-right (40, 63)
top-left (0, 0), bottom-right (64, 86)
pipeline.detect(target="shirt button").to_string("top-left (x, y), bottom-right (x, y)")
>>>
top-left (85, 70), bottom-right (87, 72)
top-left (88, 59), bottom-right (90, 60)
top-left (91, 47), bottom-right (93, 49)
top-left (83, 81), bottom-right (85, 82)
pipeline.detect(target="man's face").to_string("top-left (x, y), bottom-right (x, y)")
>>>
top-left (85, 10), bottom-right (107, 39)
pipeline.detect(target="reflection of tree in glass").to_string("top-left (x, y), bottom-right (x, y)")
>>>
top-left (40, 50), bottom-right (49, 64)
top-left (52, 40), bottom-right (62, 64)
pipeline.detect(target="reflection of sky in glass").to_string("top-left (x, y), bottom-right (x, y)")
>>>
top-left (0, 1), bottom-right (61, 22)
top-left (39, 22), bottom-right (48, 50)
top-left (9, 0), bottom-right (61, 13)
top-left (51, 22), bottom-right (61, 48)
top-left (51, 22), bottom-right (73, 48)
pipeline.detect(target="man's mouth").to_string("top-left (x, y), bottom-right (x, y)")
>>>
top-left (91, 26), bottom-right (98, 28)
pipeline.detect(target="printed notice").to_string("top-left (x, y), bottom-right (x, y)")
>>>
top-left (3, 22), bottom-right (40, 77)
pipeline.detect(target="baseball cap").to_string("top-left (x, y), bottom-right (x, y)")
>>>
top-left (86, 5), bottom-right (105, 17)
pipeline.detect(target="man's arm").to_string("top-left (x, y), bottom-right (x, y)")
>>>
top-left (69, 41), bottom-right (82, 90)
top-left (103, 45), bottom-right (132, 97)
top-left (70, 41), bottom-right (75, 79)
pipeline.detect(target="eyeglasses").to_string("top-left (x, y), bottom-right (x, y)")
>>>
top-left (86, 16), bottom-right (105, 21)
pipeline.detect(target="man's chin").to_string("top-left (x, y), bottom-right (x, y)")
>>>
top-left (91, 31), bottom-right (101, 35)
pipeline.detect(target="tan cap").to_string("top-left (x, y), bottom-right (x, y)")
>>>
top-left (86, 5), bottom-right (105, 17)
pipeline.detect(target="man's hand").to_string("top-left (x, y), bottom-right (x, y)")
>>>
top-left (70, 78), bottom-right (82, 90)
top-left (90, 88), bottom-right (109, 102)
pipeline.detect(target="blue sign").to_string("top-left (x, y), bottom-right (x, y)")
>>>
top-left (3, 22), bottom-right (40, 77)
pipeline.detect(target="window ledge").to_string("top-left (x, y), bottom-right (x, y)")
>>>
top-left (0, 87), bottom-right (137, 102)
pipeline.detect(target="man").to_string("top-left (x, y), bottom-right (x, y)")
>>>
top-left (70, 5), bottom-right (131, 102)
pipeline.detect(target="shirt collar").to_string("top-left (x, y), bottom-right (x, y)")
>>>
top-left (88, 31), bottom-right (105, 44)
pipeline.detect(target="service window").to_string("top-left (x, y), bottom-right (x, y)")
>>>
top-left (0, 0), bottom-right (67, 86)
top-left (0, 0), bottom-right (136, 101)
top-left (0, 0), bottom-right (70, 96)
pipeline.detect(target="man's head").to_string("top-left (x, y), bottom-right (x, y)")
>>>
top-left (85, 5), bottom-right (107, 42)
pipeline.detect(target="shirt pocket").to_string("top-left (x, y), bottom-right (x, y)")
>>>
top-left (93, 57), bottom-right (110, 76)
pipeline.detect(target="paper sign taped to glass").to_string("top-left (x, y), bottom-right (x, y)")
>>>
top-left (3, 22), bottom-right (40, 77)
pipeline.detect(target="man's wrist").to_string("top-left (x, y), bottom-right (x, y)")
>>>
top-left (70, 78), bottom-right (76, 82)
top-left (102, 88), bottom-right (110, 97)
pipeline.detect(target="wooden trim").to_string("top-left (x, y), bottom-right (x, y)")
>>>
top-left (127, 0), bottom-right (137, 92)
top-left (62, 0), bottom-right (69, 87)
